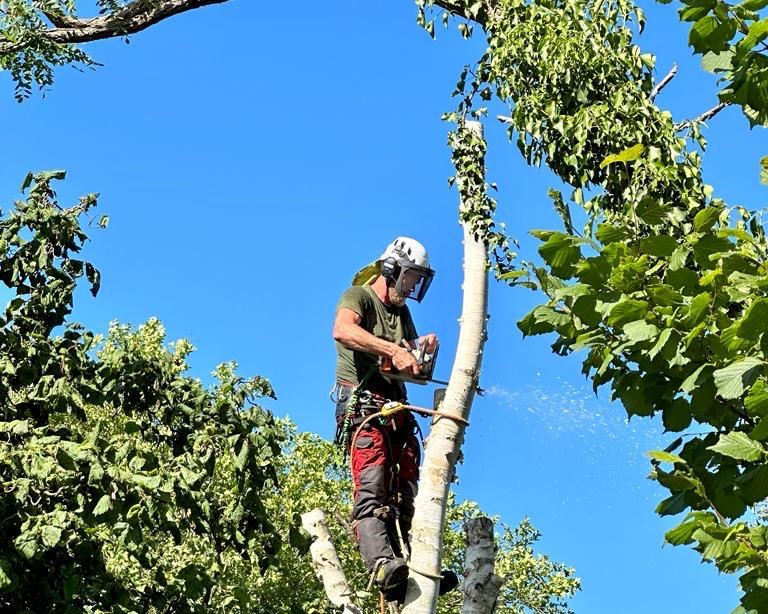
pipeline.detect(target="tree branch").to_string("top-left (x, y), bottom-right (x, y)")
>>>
top-left (0, 0), bottom-right (227, 53)
top-left (301, 509), bottom-right (363, 614)
top-left (693, 101), bottom-right (731, 124)
top-left (428, 0), bottom-right (493, 25)
top-left (649, 64), bottom-right (678, 102)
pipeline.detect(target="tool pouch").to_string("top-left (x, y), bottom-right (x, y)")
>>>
top-left (333, 385), bottom-right (352, 446)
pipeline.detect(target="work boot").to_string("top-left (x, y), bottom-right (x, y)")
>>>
top-left (375, 557), bottom-right (409, 603)
top-left (439, 570), bottom-right (459, 596)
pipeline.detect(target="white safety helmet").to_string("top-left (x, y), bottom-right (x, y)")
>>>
top-left (379, 237), bottom-right (435, 303)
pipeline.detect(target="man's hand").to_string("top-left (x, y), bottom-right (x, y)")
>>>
top-left (419, 333), bottom-right (438, 354)
top-left (392, 345), bottom-right (421, 376)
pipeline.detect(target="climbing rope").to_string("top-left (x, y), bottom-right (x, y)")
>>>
top-left (349, 401), bottom-right (469, 454)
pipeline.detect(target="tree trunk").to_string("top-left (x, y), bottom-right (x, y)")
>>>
top-left (402, 120), bottom-right (489, 614)
top-left (461, 517), bottom-right (502, 614)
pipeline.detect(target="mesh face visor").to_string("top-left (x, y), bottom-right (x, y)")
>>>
top-left (395, 265), bottom-right (435, 303)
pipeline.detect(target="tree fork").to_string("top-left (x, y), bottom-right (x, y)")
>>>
top-left (402, 119), bottom-right (489, 614)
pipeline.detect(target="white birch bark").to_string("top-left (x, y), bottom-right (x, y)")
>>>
top-left (461, 517), bottom-right (502, 614)
top-left (301, 508), bottom-right (363, 614)
top-left (402, 120), bottom-right (489, 614)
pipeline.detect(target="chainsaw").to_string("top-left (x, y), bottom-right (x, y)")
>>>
top-left (380, 338), bottom-right (448, 386)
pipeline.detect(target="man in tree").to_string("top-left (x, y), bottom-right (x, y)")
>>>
top-left (332, 236), bottom-right (445, 603)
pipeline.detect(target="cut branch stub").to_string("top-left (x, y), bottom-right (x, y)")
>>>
top-left (461, 517), bottom-right (502, 614)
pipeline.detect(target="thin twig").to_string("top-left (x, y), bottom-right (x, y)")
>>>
top-left (649, 64), bottom-right (678, 102)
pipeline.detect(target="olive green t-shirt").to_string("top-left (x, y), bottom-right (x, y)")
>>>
top-left (335, 285), bottom-right (418, 394)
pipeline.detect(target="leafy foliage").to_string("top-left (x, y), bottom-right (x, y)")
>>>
top-left (0, 171), bottom-right (285, 613)
top-left (0, 0), bottom-right (96, 101)
top-left (658, 0), bottom-right (768, 126)
top-left (259, 425), bottom-right (580, 614)
top-left (420, 0), bottom-right (768, 609)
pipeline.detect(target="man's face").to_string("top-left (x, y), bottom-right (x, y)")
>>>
top-left (401, 269), bottom-right (422, 295)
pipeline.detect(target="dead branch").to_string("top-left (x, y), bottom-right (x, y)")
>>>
top-left (649, 64), bottom-right (678, 102)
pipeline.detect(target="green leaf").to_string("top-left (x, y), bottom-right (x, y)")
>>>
top-left (735, 298), bottom-right (768, 341)
top-left (736, 464), bottom-right (768, 503)
top-left (750, 417), bottom-right (768, 441)
top-left (742, 0), bottom-right (768, 10)
top-left (687, 292), bottom-right (711, 324)
top-left (701, 50), bottom-right (734, 73)
top-left (607, 300), bottom-right (648, 327)
top-left (93, 495), bottom-right (112, 517)
top-left (498, 270), bottom-right (527, 281)
top-left (761, 156), bottom-right (768, 185)
top-left (709, 431), bottom-right (765, 461)
top-left (596, 223), bottom-right (629, 245)
top-left (14, 533), bottom-right (38, 560)
top-left (624, 320), bottom-right (659, 342)
top-left (669, 246), bottom-right (691, 271)
top-left (636, 198), bottom-right (667, 225)
top-left (599, 143), bottom-right (645, 168)
top-left (0, 559), bottom-right (13, 590)
top-left (665, 518), bottom-right (701, 545)
top-left (538, 233), bottom-right (582, 278)
top-left (639, 235), bottom-right (678, 257)
top-left (40, 525), bottom-right (63, 549)
top-left (713, 357), bottom-right (764, 399)
top-left (647, 450), bottom-right (686, 464)
top-left (746, 380), bottom-right (768, 417)
top-left (693, 207), bottom-right (723, 231)
top-left (656, 492), bottom-right (689, 516)
top-left (681, 364), bottom-right (712, 393)
top-left (689, 15), bottom-right (737, 54)
top-left (649, 328), bottom-right (673, 359)
top-left (663, 398), bottom-right (693, 432)
top-left (693, 234), bottom-right (733, 267)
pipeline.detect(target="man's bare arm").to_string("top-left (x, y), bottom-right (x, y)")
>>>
top-left (333, 308), bottom-right (420, 375)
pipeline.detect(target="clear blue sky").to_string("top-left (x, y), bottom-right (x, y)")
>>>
top-left (2, 1), bottom-right (766, 611)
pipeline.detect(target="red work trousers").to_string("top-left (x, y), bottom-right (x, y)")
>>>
top-left (350, 410), bottom-right (420, 573)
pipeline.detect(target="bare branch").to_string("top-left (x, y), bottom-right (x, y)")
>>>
top-left (649, 63), bottom-right (678, 102)
top-left (301, 509), bottom-right (363, 614)
top-left (429, 0), bottom-right (493, 24)
top-left (0, 0), bottom-right (227, 53)
top-left (694, 101), bottom-right (731, 124)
